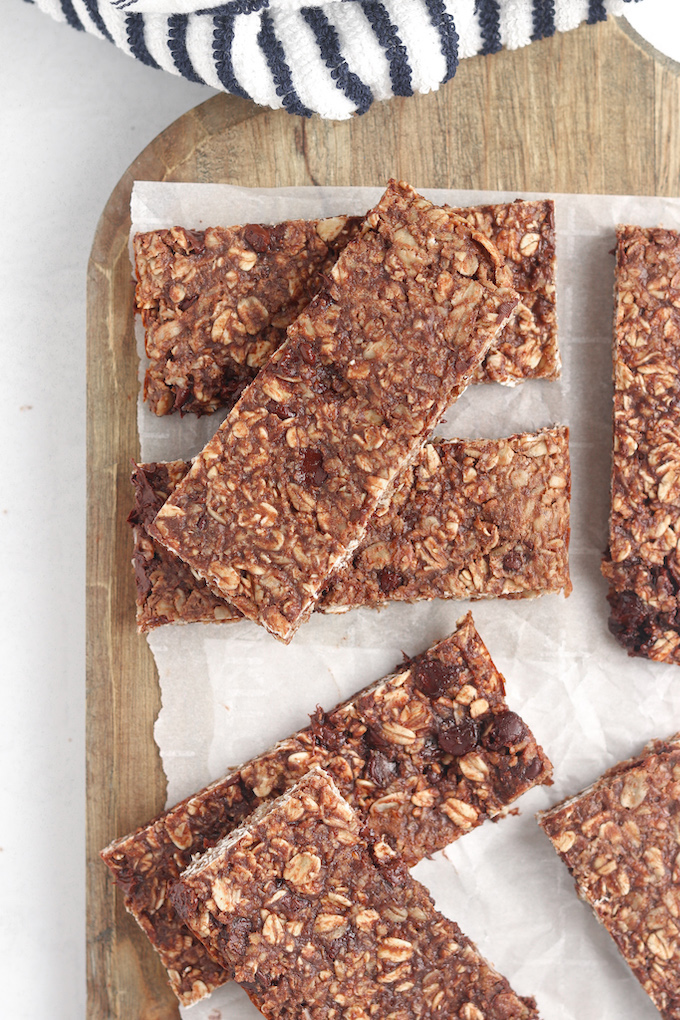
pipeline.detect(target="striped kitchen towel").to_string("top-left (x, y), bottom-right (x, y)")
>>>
top-left (29, 0), bottom-right (643, 119)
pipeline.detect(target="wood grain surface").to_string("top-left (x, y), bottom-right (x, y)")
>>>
top-left (86, 18), bottom-right (679, 1020)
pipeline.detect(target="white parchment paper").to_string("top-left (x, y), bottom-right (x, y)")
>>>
top-left (130, 182), bottom-right (680, 1020)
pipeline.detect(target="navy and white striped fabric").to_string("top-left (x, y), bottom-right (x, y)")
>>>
top-left (28, 0), bottom-right (643, 119)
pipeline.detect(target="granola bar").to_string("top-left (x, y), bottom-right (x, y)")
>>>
top-left (601, 226), bottom-right (680, 663)
top-left (131, 427), bottom-right (570, 631)
top-left (135, 216), bottom-right (362, 416)
top-left (460, 199), bottom-right (557, 385)
top-left (172, 768), bottom-right (540, 1018)
top-left (538, 734), bottom-right (680, 1019)
top-left (128, 460), bottom-right (241, 631)
top-left (135, 199), bottom-right (557, 416)
top-left (320, 426), bottom-right (571, 612)
top-left (149, 180), bottom-right (520, 643)
top-left (101, 613), bottom-right (552, 1005)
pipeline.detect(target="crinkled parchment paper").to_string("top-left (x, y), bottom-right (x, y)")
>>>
top-left (129, 183), bottom-right (680, 1020)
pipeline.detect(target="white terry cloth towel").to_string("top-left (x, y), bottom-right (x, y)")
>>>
top-left (29, 0), bottom-right (644, 119)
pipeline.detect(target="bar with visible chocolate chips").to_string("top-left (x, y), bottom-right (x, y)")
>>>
top-left (101, 613), bottom-right (552, 1005)
top-left (602, 225), bottom-right (680, 663)
top-left (130, 427), bottom-right (570, 631)
top-left (172, 768), bottom-right (540, 1018)
top-left (538, 734), bottom-right (680, 1019)
top-left (135, 199), bottom-right (557, 416)
top-left (149, 180), bottom-right (520, 643)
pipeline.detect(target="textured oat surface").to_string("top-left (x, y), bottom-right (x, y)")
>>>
top-left (538, 735), bottom-right (680, 1020)
top-left (128, 460), bottom-right (242, 630)
top-left (321, 426), bottom-right (571, 611)
top-left (459, 199), bottom-right (557, 385)
top-left (149, 180), bottom-right (519, 642)
top-left (101, 614), bottom-right (552, 1005)
top-left (131, 428), bottom-right (570, 630)
top-left (602, 225), bottom-right (680, 663)
top-left (173, 768), bottom-right (540, 1018)
top-left (135, 217), bottom-right (361, 416)
top-left (134, 199), bottom-right (556, 416)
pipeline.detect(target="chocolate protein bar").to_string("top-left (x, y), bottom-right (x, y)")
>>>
top-left (135, 216), bottom-right (362, 416)
top-left (149, 180), bottom-right (520, 642)
top-left (131, 427), bottom-right (571, 631)
top-left (320, 426), bottom-right (571, 612)
top-left (135, 199), bottom-right (557, 416)
top-left (538, 734), bottom-right (680, 1019)
top-left (101, 613), bottom-right (552, 1004)
top-left (602, 225), bottom-right (680, 663)
top-left (172, 767), bottom-right (540, 1017)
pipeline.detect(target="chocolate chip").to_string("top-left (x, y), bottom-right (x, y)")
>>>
top-left (181, 229), bottom-right (205, 254)
top-left (607, 589), bottom-right (656, 653)
top-left (173, 386), bottom-right (190, 413)
top-left (177, 293), bottom-right (198, 313)
top-left (308, 707), bottom-right (343, 753)
top-left (495, 753), bottom-right (544, 797)
top-left (414, 658), bottom-right (460, 699)
top-left (437, 716), bottom-right (479, 756)
top-left (522, 756), bottom-right (543, 780)
top-left (266, 399), bottom-right (296, 421)
top-left (377, 567), bottom-right (404, 594)
top-left (502, 549), bottom-right (523, 572)
top-left (243, 224), bottom-right (273, 253)
top-left (301, 448), bottom-right (328, 487)
top-left (365, 750), bottom-right (397, 788)
top-left (299, 341), bottom-right (316, 365)
top-left (223, 916), bottom-right (251, 959)
top-left (483, 711), bottom-right (528, 751)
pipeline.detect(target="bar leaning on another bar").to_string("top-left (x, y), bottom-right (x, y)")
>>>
top-left (130, 427), bottom-right (571, 631)
top-left (101, 613), bottom-right (552, 1005)
top-left (149, 180), bottom-right (520, 642)
top-left (602, 225), bottom-right (680, 663)
top-left (172, 768), bottom-right (540, 1020)
top-left (134, 198), bottom-right (557, 416)
top-left (538, 734), bottom-right (680, 1019)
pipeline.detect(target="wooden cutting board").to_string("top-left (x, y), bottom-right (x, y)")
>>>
top-left (86, 18), bottom-right (679, 1019)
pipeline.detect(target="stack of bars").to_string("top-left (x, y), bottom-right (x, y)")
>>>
top-left (103, 181), bottom-right (574, 1013)
top-left (130, 180), bottom-right (570, 639)
top-left (102, 613), bottom-right (553, 1013)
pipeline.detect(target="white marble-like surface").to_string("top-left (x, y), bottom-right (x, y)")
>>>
top-left (624, 0), bottom-right (680, 64)
top-left (1, 6), bottom-right (217, 1017)
top-left (0, 2), bottom-right (675, 1018)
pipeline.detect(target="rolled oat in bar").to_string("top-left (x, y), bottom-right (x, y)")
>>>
top-left (131, 427), bottom-right (570, 631)
top-left (134, 199), bottom-right (557, 417)
top-left (150, 180), bottom-right (520, 642)
top-left (172, 768), bottom-right (540, 1018)
top-left (538, 734), bottom-right (680, 1019)
top-left (101, 613), bottom-right (552, 1005)
top-left (602, 226), bottom-right (680, 663)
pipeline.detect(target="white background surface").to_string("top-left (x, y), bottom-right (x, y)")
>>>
top-left (0, 2), bottom-right (677, 1019)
